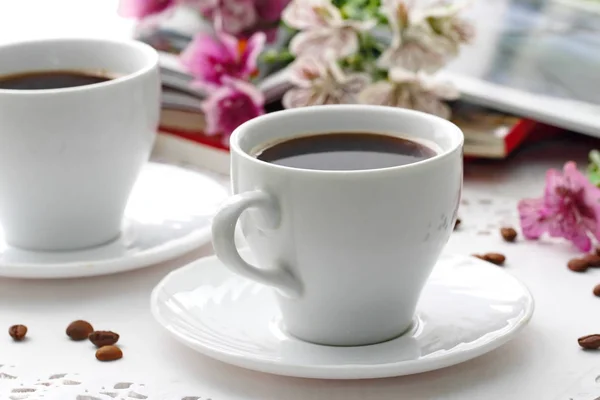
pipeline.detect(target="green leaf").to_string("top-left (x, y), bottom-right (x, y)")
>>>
top-left (587, 150), bottom-right (600, 186)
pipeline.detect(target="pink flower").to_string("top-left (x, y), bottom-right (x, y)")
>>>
top-left (188, 0), bottom-right (258, 35)
top-left (180, 31), bottom-right (265, 87)
top-left (118, 0), bottom-right (175, 18)
top-left (282, 0), bottom-right (375, 58)
top-left (282, 54), bottom-right (370, 108)
top-left (518, 162), bottom-right (600, 251)
top-left (201, 78), bottom-right (265, 140)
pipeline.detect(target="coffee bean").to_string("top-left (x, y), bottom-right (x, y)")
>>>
top-left (89, 331), bottom-right (119, 348)
top-left (66, 320), bottom-right (94, 341)
top-left (584, 254), bottom-right (600, 267)
top-left (483, 253), bottom-right (506, 266)
top-left (578, 334), bottom-right (600, 349)
top-left (96, 345), bottom-right (123, 362)
top-left (9, 324), bottom-right (27, 341)
top-left (500, 227), bottom-right (517, 242)
top-left (454, 218), bottom-right (461, 230)
top-left (568, 258), bottom-right (589, 272)
top-left (594, 284), bottom-right (600, 297)
top-left (596, 247), bottom-right (600, 257)
top-left (472, 253), bottom-right (506, 266)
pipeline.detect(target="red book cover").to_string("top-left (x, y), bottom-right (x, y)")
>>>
top-left (450, 101), bottom-right (560, 159)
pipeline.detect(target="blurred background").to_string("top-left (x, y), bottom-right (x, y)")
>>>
top-left (1, 0), bottom-right (599, 169)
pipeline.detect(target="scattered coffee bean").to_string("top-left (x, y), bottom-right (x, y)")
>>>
top-left (593, 284), bottom-right (600, 297)
top-left (454, 218), bottom-right (461, 230)
top-left (568, 258), bottom-right (589, 272)
top-left (472, 253), bottom-right (506, 265)
top-left (483, 252), bottom-right (506, 266)
top-left (89, 331), bottom-right (119, 348)
top-left (96, 345), bottom-right (123, 362)
top-left (578, 334), bottom-right (600, 350)
top-left (9, 324), bottom-right (27, 341)
top-left (66, 320), bottom-right (94, 341)
top-left (584, 254), bottom-right (600, 267)
top-left (500, 227), bottom-right (517, 242)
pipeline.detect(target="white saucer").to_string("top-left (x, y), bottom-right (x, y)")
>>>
top-left (151, 249), bottom-right (534, 379)
top-left (0, 163), bottom-right (228, 279)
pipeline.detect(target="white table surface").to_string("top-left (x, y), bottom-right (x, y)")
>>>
top-left (2, 135), bottom-right (600, 400)
top-left (3, 1), bottom-right (600, 398)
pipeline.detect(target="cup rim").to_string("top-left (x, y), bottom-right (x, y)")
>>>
top-left (230, 105), bottom-right (464, 176)
top-left (0, 37), bottom-right (159, 95)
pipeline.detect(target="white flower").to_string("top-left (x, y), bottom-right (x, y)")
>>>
top-left (282, 0), bottom-right (375, 59)
top-left (377, 24), bottom-right (452, 72)
top-left (414, 1), bottom-right (475, 49)
top-left (282, 0), bottom-right (342, 29)
top-left (282, 54), bottom-right (371, 108)
top-left (377, 0), bottom-right (473, 72)
top-left (358, 67), bottom-right (459, 119)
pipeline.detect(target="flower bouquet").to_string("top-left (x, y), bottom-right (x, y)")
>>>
top-left (120, 0), bottom-right (474, 147)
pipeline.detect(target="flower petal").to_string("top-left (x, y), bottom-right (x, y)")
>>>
top-left (568, 230), bottom-right (593, 252)
top-left (287, 55), bottom-right (327, 87)
top-left (240, 32), bottom-right (266, 76)
top-left (517, 198), bottom-right (549, 240)
top-left (118, 0), bottom-right (174, 18)
top-left (290, 27), bottom-right (358, 58)
top-left (180, 33), bottom-right (229, 84)
top-left (414, 0), bottom-right (472, 21)
top-left (222, 76), bottom-right (265, 106)
top-left (201, 78), bottom-right (265, 137)
top-left (342, 73), bottom-right (371, 94)
top-left (201, 86), bottom-right (232, 135)
top-left (543, 168), bottom-right (566, 211)
top-left (215, 30), bottom-right (240, 59)
top-left (546, 211), bottom-right (592, 252)
top-left (282, 0), bottom-right (341, 29)
top-left (218, 0), bottom-right (259, 34)
top-left (411, 92), bottom-right (452, 119)
top-left (377, 38), bottom-right (446, 72)
top-left (563, 161), bottom-right (600, 240)
top-left (282, 88), bottom-right (315, 108)
top-left (381, 0), bottom-right (411, 34)
top-left (419, 74), bottom-right (460, 100)
top-left (343, 18), bottom-right (377, 32)
top-left (358, 81), bottom-right (396, 106)
top-left (389, 67), bottom-right (418, 83)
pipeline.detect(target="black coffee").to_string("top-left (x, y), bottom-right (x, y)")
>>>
top-left (255, 132), bottom-right (437, 171)
top-left (0, 70), bottom-right (112, 90)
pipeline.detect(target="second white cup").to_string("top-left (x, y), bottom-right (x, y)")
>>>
top-left (0, 38), bottom-right (161, 251)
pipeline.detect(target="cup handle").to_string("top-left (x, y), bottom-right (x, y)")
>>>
top-left (212, 190), bottom-right (303, 298)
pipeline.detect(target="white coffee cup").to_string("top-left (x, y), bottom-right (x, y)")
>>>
top-left (212, 105), bottom-right (463, 346)
top-left (0, 38), bottom-right (160, 251)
